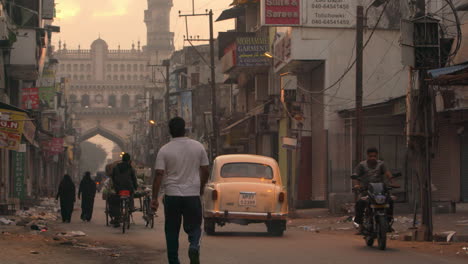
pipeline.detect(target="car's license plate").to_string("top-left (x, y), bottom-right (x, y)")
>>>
top-left (239, 192), bottom-right (256, 207)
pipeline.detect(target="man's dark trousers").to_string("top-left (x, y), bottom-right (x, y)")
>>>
top-left (164, 195), bottom-right (202, 264)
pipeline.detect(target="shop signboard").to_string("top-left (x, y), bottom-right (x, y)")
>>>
top-left (12, 151), bottom-right (26, 199)
top-left (261, 0), bottom-right (301, 26)
top-left (22, 87), bottom-right (40, 110)
top-left (236, 36), bottom-right (269, 67)
top-left (0, 109), bottom-right (26, 151)
top-left (304, 0), bottom-right (404, 29)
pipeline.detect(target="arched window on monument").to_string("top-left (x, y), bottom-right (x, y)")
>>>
top-left (81, 94), bottom-right (90, 107)
top-left (69, 94), bottom-right (77, 104)
top-left (114, 64), bottom-right (118, 72)
top-left (133, 64), bottom-right (138, 71)
top-left (120, 75), bottom-right (125, 81)
top-left (86, 64), bottom-right (91, 71)
top-left (134, 94), bottom-right (143, 107)
top-left (127, 64), bottom-right (131, 71)
top-left (66, 64), bottom-right (71, 72)
top-left (113, 75), bottom-right (118, 80)
top-left (108, 94), bottom-right (116, 108)
top-left (120, 64), bottom-right (125, 71)
top-left (121, 94), bottom-right (130, 108)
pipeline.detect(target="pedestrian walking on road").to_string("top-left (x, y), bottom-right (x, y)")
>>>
top-left (78, 171), bottom-right (97, 222)
top-left (56, 174), bottom-right (76, 223)
top-left (152, 117), bottom-right (210, 264)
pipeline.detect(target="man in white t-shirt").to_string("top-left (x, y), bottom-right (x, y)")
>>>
top-left (152, 117), bottom-right (210, 264)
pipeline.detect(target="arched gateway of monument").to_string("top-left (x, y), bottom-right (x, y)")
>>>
top-left (55, 38), bottom-right (152, 153)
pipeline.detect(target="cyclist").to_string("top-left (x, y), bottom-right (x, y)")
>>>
top-left (111, 153), bottom-right (137, 227)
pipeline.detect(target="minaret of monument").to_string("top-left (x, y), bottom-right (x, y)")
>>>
top-left (145, 0), bottom-right (175, 61)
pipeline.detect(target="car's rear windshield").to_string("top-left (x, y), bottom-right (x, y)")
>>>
top-left (221, 163), bottom-right (274, 179)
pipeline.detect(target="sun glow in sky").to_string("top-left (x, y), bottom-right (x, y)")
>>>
top-left (54, 0), bottom-right (234, 50)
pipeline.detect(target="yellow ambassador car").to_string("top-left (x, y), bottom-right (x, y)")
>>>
top-left (203, 154), bottom-right (288, 236)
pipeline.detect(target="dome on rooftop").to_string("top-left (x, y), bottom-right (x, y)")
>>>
top-left (91, 38), bottom-right (108, 50)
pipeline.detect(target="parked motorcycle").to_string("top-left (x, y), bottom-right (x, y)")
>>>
top-left (351, 172), bottom-right (401, 250)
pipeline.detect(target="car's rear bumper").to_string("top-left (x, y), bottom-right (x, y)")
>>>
top-left (204, 210), bottom-right (288, 221)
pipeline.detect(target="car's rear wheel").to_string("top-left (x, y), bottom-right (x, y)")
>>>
top-left (204, 219), bottom-right (215, 235)
top-left (267, 220), bottom-right (285, 237)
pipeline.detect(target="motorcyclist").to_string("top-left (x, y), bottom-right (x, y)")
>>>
top-left (353, 147), bottom-right (399, 230)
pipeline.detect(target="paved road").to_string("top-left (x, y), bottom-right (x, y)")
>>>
top-left (57, 197), bottom-right (466, 264)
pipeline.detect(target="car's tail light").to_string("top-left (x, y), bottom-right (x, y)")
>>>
top-left (212, 190), bottom-right (218, 201)
top-left (278, 192), bottom-right (285, 203)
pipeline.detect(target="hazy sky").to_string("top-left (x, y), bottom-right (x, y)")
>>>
top-left (54, 0), bottom-right (234, 50)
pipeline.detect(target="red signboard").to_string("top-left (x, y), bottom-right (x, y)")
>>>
top-left (22, 87), bottom-right (39, 110)
top-left (42, 138), bottom-right (64, 155)
top-left (262, 0), bottom-right (301, 26)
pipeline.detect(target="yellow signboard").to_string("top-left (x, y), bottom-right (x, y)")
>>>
top-left (0, 109), bottom-right (27, 151)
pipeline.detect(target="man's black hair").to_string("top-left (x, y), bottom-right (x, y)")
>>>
top-left (367, 147), bottom-right (379, 154)
top-left (169, 117), bottom-right (186, 138)
top-left (122, 153), bottom-right (131, 162)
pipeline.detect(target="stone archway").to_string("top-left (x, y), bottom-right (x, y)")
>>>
top-left (79, 126), bottom-right (128, 151)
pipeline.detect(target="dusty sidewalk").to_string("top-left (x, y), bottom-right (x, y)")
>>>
top-left (0, 197), bottom-right (164, 264)
top-left (287, 207), bottom-right (468, 259)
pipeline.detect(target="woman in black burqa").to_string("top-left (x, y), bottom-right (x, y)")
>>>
top-left (78, 172), bottom-right (97, 222)
top-left (56, 174), bottom-right (76, 223)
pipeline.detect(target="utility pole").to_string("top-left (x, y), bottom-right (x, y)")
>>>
top-left (407, 0), bottom-right (433, 241)
top-left (148, 59), bottom-right (170, 142)
top-left (179, 9), bottom-right (218, 158)
top-left (355, 5), bottom-right (364, 165)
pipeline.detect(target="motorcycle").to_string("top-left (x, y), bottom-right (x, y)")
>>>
top-left (351, 172), bottom-right (401, 250)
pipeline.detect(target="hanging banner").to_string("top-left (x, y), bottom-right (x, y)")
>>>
top-left (23, 120), bottom-right (36, 145)
top-left (39, 86), bottom-right (55, 109)
top-left (22, 87), bottom-right (40, 110)
top-left (12, 151), bottom-right (26, 199)
top-left (180, 91), bottom-right (193, 129)
top-left (0, 109), bottom-right (27, 151)
top-left (39, 65), bottom-right (56, 110)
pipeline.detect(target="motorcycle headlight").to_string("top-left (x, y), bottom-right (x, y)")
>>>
top-left (375, 195), bottom-right (386, 204)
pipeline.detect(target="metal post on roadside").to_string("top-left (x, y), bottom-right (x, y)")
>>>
top-left (355, 5), bottom-right (364, 166)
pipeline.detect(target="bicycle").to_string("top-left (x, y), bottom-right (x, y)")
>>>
top-left (142, 194), bottom-right (154, 228)
top-left (119, 190), bottom-right (131, 234)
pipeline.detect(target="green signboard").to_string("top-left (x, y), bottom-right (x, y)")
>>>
top-left (12, 152), bottom-right (25, 199)
top-left (39, 86), bottom-right (55, 109)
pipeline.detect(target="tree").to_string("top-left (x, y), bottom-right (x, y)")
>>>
top-left (79, 141), bottom-right (107, 175)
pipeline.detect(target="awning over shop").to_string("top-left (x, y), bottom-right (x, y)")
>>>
top-left (229, 0), bottom-right (259, 6)
top-left (428, 61), bottom-right (468, 85)
top-left (0, 102), bottom-right (29, 114)
top-left (216, 7), bottom-right (244, 22)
